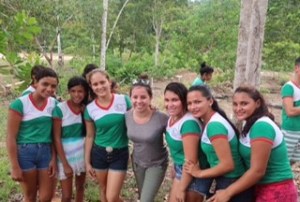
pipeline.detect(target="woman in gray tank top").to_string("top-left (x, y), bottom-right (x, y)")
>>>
top-left (125, 80), bottom-right (169, 202)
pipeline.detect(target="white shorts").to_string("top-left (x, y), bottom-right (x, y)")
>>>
top-left (57, 137), bottom-right (86, 180)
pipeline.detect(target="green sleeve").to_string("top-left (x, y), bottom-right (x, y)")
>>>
top-left (181, 120), bottom-right (201, 136)
top-left (84, 108), bottom-right (92, 121)
top-left (124, 95), bottom-right (132, 110)
top-left (52, 105), bottom-right (63, 119)
top-left (281, 83), bottom-right (294, 98)
top-left (249, 121), bottom-right (275, 141)
top-left (207, 121), bottom-right (228, 139)
top-left (9, 99), bottom-right (23, 115)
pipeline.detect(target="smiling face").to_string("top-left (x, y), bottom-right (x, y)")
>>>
top-left (131, 86), bottom-right (151, 113)
top-left (164, 90), bottom-right (184, 117)
top-left (90, 72), bottom-right (111, 98)
top-left (187, 91), bottom-right (213, 119)
top-left (233, 92), bottom-right (261, 121)
top-left (35, 76), bottom-right (58, 99)
top-left (69, 85), bottom-right (86, 105)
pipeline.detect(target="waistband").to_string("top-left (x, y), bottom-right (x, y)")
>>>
top-left (93, 144), bottom-right (128, 153)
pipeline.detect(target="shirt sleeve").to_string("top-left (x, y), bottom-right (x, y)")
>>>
top-left (207, 121), bottom-right (228, 140)
top-left (84, 108), bottom-right (92, 121)
top-left (52, 105), bottom-right (63, 120)
top-left (9, 99), bottom-right (23, 116)
top-left (159, 111), bottom-right (169, 128)
top-left (281, 83), bottom-right (294, 98)
top-left (249, 121), bottom-right (275, 143)
top-left (181, 120), bottom-right (201, 137)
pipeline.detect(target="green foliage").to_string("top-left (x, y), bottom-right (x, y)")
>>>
top-left (264, 41), bottom-right (300, 71)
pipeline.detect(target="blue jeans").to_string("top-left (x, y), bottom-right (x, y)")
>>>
top-left (91, 144), bottom-right (129, 171)
top-left (216, 176), bottom-right (254, 202)
top-left (17, 143), bottom-right (51, 171)
top-left (174, 164), bottom-right (213, 196)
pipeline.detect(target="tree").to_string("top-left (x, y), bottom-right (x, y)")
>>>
top-left (234, 0), bottom-right (269, 89)
top-left (100, 0), bottom-right (108, 70)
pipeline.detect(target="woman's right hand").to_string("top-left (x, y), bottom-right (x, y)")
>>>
top-left (11, 166), bottom-right (23, 182)
top-left (63, 163), bottom-right (74, 178)
top-left (86, 163), bottom-right (96, 179)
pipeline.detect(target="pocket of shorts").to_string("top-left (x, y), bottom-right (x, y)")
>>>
top-left (17, 144), bottom-right (32, 153)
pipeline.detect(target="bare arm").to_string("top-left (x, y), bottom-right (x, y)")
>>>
top-left (6, 110), bottom-right (23, 181)
top-left (283, 97), bottom-right (300, 117)
top-left (179, 135), bottom-right (200, 192)
top-left (53, 119), bottom-right (72, 177)
top-left (200, 137), bottom-right (234, 178)
top-left (85, 120), bottom-right (96, 178)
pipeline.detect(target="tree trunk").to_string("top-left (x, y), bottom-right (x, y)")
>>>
top-left (233, 0), bottom-right (252, 89)
top-left (152, 0), bottom-right (163, 67)
top-left (106, 0), bottom-right (130, 49)
top-left (57, 29), bottom-right (64, 67)
top-left (100, 0), bottom-right (109, 70)
top-left (153, 18), bottom-right (162, 67)
top-left (234, 0), bottom-right (269, 89)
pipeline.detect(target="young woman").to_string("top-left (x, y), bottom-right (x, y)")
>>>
top-left (164, 82), bottom-right (212, 202)
top-left (192, 62), bottom-right (214, 86)
top-left (7, 67), bottom-right (58, 202)
top-left (184, 85), bottom-right (253, 202)
top-left (209, 85), bottom-right (297, 202)
top-left (125, 81), bottom-right (168, 202)
top-left (84, 69), bottom-right (131, 202)
top-left (53, 76), bottom-right (89, 202)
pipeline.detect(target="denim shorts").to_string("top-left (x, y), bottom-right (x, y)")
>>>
top-left (216, 176), bottom-right (254, 202)
top-left (174, 164), bottom-right (213, 196)
top-left (17, 143), bottom-right (52, 171)
top-left (91, 144), bottom-right (129, 171)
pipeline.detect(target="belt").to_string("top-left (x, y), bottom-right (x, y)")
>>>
top-left (94, 144), bottom-right (127, 153)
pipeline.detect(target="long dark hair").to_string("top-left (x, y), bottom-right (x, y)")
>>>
top-left (189, 85), bottom-right (240, 137)
top-left (234, 85), bottom-right (274, 136)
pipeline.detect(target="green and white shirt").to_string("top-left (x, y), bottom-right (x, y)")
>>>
top-left (9, 94), bottom-right (57, 144)
top-left (84, 94), bottom-right (131, 148)
top-left (239, 116), bottom-right (293, 184)
top-left (166, 113), bottom-right (209, 168)
top-left (52, 101), bottom-right (84, 138)
top-left (201, 112), bottom-right (245, 178)
top-left (21, 85), bottom-right (36, 96)
top-left (281, 81), bottom-right (300, 131)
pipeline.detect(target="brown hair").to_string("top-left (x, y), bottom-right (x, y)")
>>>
top-left (87, 69), bottom-right (110, 85)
